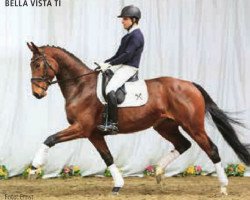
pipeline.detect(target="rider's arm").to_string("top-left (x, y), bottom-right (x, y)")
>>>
top-left (108, 37), bottom-right (140, 66)
top-left (104, 52), bottom-right (118, 63)
top-left (104, 45), bottom-right (122, 63)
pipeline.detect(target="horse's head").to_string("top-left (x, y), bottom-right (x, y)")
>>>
top-left (27, 42), bottom-right (58, 99)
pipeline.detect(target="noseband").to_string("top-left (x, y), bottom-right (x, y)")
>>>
top-left (30, 53), bottom-right (57, 91)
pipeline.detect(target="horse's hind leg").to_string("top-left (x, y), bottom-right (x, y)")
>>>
top-left (182, 124), bottom-right (228, 195)
top-left (153, 119), bottom-right (191, 183)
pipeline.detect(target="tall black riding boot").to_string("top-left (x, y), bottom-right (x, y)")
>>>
top-left (106, 90), bottom-right (119, 133)
top-left (97, 91), bottom-right (119, 134)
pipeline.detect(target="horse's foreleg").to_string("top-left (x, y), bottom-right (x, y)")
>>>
top-left (89, 133), bottom-right (124, 194)
top-left (31, 123), bottom-right (83, 171)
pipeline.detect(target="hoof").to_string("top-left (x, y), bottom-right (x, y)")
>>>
top-left (155, 166), bottom-right (164, 184)
top-left (156, 174), bottom-right (163, 184)
top-left (112, 187), bottom-right (121, 195)
top-left (28, 170), bottom-right (38, 180)
top-left (27, 167), bottom-right (43, 180)
top-left (220, 186), bottom-right (228, 195)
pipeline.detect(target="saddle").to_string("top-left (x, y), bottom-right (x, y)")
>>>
top-left (102, 69), bottom-right (138, 104)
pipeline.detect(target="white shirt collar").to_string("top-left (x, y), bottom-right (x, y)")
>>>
top-left (128, 24), bottom-right (139, 33)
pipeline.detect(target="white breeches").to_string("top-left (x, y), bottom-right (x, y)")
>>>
top-left (105, 65), bottom-right (138, 94)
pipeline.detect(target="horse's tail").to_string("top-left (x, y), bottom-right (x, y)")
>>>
top-left (192, 82), bottom-right (250, 166)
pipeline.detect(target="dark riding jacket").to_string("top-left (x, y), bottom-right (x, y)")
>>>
top-left (105, 28), bottom-right (144, 68)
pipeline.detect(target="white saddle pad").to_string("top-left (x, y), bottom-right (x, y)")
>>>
top-left (96, 73), bottom-right (148, 107)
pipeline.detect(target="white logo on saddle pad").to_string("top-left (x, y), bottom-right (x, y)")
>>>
top-left (97, 73), bottom-right (148, 107)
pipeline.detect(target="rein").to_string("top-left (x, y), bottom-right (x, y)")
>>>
top-left (49, 70), bottom-right (97, 85)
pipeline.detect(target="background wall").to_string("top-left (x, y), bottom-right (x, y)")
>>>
top-left (0, 0), bottom-right (250, 178)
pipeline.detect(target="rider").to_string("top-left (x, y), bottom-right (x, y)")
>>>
top-left (97, 5), bottom-right (144, 133)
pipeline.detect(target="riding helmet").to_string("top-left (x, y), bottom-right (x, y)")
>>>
top-left (117, 5), bottom-right (141, 19)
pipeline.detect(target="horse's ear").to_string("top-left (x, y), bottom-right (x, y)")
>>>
top-left (27, 42), bottom-right (40, 54)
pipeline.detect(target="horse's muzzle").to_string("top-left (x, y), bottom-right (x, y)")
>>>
top-left (33, 91), bottom-right (46, 99)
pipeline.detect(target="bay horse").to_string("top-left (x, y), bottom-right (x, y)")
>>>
top-left (27, 42), bottom-right (250, 195)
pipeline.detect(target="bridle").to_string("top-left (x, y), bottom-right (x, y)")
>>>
top-left (30, 53), bottom-right (98, 91)
top-left (31, 53), bottom-right (57, 91)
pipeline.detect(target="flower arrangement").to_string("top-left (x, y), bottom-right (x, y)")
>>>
top-left (60, 165), bottom-right (81, 178)
top-left (22, 164), bottom-right (44, 179)
top-left (182, 165), bottom-right (203, 176)
top-left (104, 168), bottom-right (112, 177)
top-left (225, 163), bottom-right (246, 177)
top-left (0, 165), bottom-right (9, 180)
top-left (143, 165), bottom-right (156, 177)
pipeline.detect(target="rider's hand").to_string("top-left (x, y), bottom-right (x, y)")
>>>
top-left (98, 62), bottom-right (111, 72)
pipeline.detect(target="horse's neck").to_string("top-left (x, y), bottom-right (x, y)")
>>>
top-left (50, 48), bottom-right (94, 101)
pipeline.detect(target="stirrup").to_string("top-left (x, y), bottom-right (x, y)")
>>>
top-left (97, 124), bottom-right (109, 132)
top-left (97, 123), bottom-right (119, 134)
top-left (106, 123), bottom-right (119, 134)
top-left (97, 104), bottom-right (109, 132)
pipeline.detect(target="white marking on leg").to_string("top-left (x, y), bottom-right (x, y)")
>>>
top-left (156, 149), bottom-right (180, 184)
top-left (32, 144), bottom-right (50, 168)
top-left (108, 164), bottom-right (124, 187)
top-left (158, 149), bottom-right (180, 169)
top-left (215, 162), bottom-right (228, 195)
